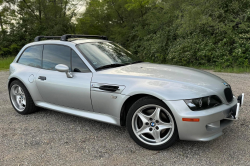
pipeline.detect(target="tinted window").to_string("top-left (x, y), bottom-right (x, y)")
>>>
top-left (43, 45), bottom-right (71, 70)
top-left (72, 50), bottom-right (90, 73)
top-left (18, 45), bottom-right (42, 68)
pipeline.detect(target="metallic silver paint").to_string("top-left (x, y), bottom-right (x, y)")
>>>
top-left (36, 69), bottom-right (93, 111)
top-left (241, 93), bottom-right (245, 106)
top-left (9, 63), bottom-right (43, 103)
top-left (163, 98), bottom-right (237, 141)
top-left (90, 91), bottom-right (129, 118)
top-left (36, 101), bottom-right (120, 125)
top-left (90, 83), bottom-right (128, 117)
top-left (8, 39), bottom-right (243, 142)
top-left (28, 74), bottom-right (35, 83)
top-left (94, 62), bottom-right (230, 103)
top-left (55, 64), bottom-right (73, 78)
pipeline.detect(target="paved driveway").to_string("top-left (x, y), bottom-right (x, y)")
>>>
top-left (0, 70), bottom-right (249, 166)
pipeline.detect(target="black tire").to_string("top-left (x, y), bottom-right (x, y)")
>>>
top-left (9, 80), bottom-right (38, 115)
top-left (126, 96), bottom-right (178, 150)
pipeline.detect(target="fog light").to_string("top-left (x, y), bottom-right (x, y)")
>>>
top-left (206, 121), bottom-right (220, 128)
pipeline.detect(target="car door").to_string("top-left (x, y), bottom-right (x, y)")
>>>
top-left (35, 44), bottom-right (93, 111)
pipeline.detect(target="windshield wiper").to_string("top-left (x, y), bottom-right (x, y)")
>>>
top-left (130, 61), bottom-right (143, 64)
top-left (95, 61), bottom-right (143, 71)
top-left (124, 61), bottom-right (143, 65)
top-left (95, 64), bottom-right (125, 71)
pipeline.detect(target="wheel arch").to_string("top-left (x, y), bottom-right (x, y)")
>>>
top-left (8, 77), bottom-right (29, 90)
top-left (8, 77), bottom-right (36, 103)
top-left (120, 94), bottom-right (173, 126)
top-left (8, 77), bottom-right (19, 89)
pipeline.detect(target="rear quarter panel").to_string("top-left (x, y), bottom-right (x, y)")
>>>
top-left (9, 63), bottom-right (43, 103)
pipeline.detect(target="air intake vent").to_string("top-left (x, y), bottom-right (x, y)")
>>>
top-left (224, 88), bottom-right (233, 103)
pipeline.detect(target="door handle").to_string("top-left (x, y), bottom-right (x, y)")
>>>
top-left (38, 76), bottom-right (46, 81)
top-left (99, 85), bottom-right (119, 92)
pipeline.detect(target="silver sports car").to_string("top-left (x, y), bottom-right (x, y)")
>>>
top-left (8, 34), bottom-right (244, 150)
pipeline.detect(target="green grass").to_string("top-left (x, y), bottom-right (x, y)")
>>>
top-left (191, 65), bottom-right (250, 73)
top-left (0, 56), bottom-right (15, 71)
top-left (0, 57), bottom-right (249, 73)
top-left (146, 60), bottom-right (250, 73)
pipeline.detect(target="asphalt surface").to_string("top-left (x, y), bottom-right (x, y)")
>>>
top-left (0, 70), bottom-right (249, 166)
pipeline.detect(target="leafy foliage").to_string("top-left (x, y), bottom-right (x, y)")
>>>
top-left (1, 0), bottom-right (250, 69)
top-left (77, 0), bottom-right (250, 68)
top-left (0, 0), bottom-right (79, 57)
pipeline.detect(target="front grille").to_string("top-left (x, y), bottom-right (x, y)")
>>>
top-left (224, 88), bottom-right (233, 103)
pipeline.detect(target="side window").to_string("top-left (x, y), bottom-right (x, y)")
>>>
top-left (18, 45), bottom-right (43, 68)
top-left (43, 45), bottom-right (71, 70)
top-left (72, 50), bottom-right (90, 73)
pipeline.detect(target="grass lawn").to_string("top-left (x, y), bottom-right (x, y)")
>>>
top-left (0, 56), bottom-right (15, 71)
top-left (192, 65), bottom-right (250, 73)
top-left (0, 57), bottom-right (249, 73)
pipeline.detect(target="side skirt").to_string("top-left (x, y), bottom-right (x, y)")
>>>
top-left (35, 101), bottom-right (120, 126)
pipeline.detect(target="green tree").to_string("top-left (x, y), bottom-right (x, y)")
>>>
top-left (1, 0), bottom-right (250, 69)
top-left (0, 0), bottom-right (80, 57)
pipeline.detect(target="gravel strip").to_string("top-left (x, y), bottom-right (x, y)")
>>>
top-left (0, 70), bottom-right (249, 166)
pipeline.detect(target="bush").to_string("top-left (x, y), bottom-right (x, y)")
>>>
top-left (124, 0), bottom-right (250, 69)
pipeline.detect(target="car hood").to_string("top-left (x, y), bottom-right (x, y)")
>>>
top-left (94, 62), bottom-right (229, 101)
top-left (98, 62), bottom-right (226, 88)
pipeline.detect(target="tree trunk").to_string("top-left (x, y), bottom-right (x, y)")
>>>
top-left (38, 0), bottom-right (42, 24)
top-left (0, 14), bottom-right (5, 38)
top-left (64, 0), bottom-right (68, 17)
top-left (111, 0), bottom-right (124, 24)
top-left (59, 0), bottom-right (63, 18)
top-left (54, 0), bottom-right (57, 18)
top-left (22, 0), bottom-right (39, 20)
top-left (0, 14), bottom-right (4, 31)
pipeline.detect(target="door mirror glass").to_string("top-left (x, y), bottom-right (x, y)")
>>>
top-left (55, 64), bottom-right (73, 78)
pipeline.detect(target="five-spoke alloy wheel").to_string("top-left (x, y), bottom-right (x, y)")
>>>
top-left (9, 80), bottom-right (38, 115)
top-left (10, 84), bottom-right (26, 112)
top-left (127, 97), bottom-right (178, 150)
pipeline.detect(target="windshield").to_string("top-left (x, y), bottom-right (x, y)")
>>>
top-left (77, 42), bottom-right (140, 69)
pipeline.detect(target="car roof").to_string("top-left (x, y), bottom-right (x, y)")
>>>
top-left (71, 39), bottom-right (110, 44)
top-left (25, 38), bottom-right (109, 48)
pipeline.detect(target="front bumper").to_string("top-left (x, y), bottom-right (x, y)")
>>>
top-left (163, 94), bottom-right (244, 141)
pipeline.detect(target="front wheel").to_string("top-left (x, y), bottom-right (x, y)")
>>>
top-left (126, 97), bottom-right (178, 150)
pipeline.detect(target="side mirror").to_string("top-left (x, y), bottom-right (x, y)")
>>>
top-left (55, 64), bottom-right (73, 78)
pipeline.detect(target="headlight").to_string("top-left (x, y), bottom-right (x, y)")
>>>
top-left (184, 95), bottom-right (222, 111)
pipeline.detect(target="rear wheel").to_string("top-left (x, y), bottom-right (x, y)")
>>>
top-left (9, 80), bottom-right (38, 115)
top-left (126, 96), bottom-right (178, 150)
